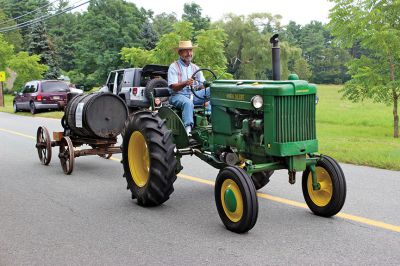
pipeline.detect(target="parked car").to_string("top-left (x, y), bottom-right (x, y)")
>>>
top-left (99, 65), bottom-right (169, 112)
top-left (13, 80), bottom-right (81, 114)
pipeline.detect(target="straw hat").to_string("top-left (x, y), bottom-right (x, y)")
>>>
top-left (176, 40), bottom-right (197, 51)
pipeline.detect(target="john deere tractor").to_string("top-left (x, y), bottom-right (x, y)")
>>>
top-left (121, 35), bottom-right (346, 233)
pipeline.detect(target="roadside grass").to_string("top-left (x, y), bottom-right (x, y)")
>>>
top-left (317, 84), bottom-right (400, 170)
top-left (1, 85), bottom-right (399, 170)
top-left (0, 94), bottom-right (63, 118)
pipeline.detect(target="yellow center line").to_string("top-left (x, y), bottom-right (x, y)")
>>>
top-left (0, 128), bottom-right (36, 140)
top-left (2, 127), bottom-right (400, 233)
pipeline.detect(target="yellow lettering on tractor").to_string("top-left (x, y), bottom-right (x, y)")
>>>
top-left (226, 93), bottom-right (245, 101)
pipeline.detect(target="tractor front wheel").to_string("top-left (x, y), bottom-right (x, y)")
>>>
top-left (215, 166), bottom-right (258, 233)
top-left (122, 111), bottom-right (177, 206)
top-left (302, 155), bottom-right (346, 217)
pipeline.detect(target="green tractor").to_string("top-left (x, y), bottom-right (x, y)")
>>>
top-left (121, 35), bottom-right (346, 233)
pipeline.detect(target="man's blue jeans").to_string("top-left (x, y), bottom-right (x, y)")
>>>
top-left (169, 89), bottom-right (211, 127)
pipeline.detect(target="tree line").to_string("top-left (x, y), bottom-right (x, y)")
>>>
top-left (0, 0), bottom-right (350, 89)
top-left (0, 0), bottom-right (398, 137)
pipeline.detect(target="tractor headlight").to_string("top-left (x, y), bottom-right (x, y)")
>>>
top-left (251, 95), bottom-right (263, 109)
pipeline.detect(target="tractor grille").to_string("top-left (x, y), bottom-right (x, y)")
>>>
top-left (275, 94), bottom-right (316, 143)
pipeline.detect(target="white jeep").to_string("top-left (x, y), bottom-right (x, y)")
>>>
top-left (99, 65), bottom-right (169, 112)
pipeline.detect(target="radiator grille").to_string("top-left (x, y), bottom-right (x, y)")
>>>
top-left (275, 95), bottom-right (316, 143)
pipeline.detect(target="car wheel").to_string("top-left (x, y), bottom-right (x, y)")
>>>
top-left (13, 102), bottom-right (18, 113)
top-left (30, 101), bottom-right (37, 114)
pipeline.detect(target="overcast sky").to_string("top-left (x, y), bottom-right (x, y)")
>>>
top-left (130, 0), bottom-right (334, 25)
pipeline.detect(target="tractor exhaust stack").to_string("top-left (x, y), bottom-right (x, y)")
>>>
top-left (270, 34), bottom-right (280, 81)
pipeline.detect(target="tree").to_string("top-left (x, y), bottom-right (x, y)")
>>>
top-left (182, 2), bottom-right (210, 32)
top-left (27, 17), bottom-right (60, 79)
top-left (214, 13), bottom-right (304, 80)
top-left (0, 10), bottom-right (23, 51)
top-left (138, 19), bottom-right (158, 50)
top-left (152, 12), bottom-right (178, 37)
top-left (7, 52), bottom-right (48, 90)
top-left (73, 0), bottom-right (147, 87)
top-left (0, 34), bottom-right (14, 71)
top-left (120, 21), bottom-right (231, 78)
top-left (47, 0), bottom-right (79, 72)
top-left (329, 0), bottom-right (400, 138)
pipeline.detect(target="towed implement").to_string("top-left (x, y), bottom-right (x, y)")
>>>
top-left (120, 34), bottom-right (346, 233)
top-left (35, 92), bottom-right (128, 174)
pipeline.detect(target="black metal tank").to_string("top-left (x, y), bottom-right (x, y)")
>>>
top-left (64, 92), bottom-right (128, 139)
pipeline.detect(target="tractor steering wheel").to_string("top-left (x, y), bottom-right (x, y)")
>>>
top-left (190, 68), bottom-right (217, 101)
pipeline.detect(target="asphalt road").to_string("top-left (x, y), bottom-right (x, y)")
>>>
top-left (0, 112), bottom-right (399, 265)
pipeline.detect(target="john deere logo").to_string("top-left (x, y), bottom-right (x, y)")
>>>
top-left (226, 93), bottom-right (245, 101)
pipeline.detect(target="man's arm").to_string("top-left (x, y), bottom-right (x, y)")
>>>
top-left (168, 64), bottom-right (194, 92)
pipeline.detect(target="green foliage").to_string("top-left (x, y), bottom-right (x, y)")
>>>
top-left (0, 10), bottom-right (23, 51)
top-left (138, 19), bottom-right (158, 50)
top-left (0, 34), bottom-right (14, 70)
top-left (27, 17), bottom-right (61, 79)
top-left (329, 0), bottom-right (400, 137)
top-left (182, 3), bottom-right (210, 33)
top-left (152, 12), bottom-right (178, 37)
top-left (7, 52), bottom-right (48, 90)
top-left (73, 0), bottom-right (147, 87)
top-left (214, 13), bottom-right (303, 80)
top-left (120, 47), bottom-right (155, 67)
top-left (152, 21), bottom-right (194, 65)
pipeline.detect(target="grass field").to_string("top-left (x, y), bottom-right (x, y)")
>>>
top-left (317, 85), bottom-right (399, 170)
top-left (1, 86), bottom-right (399, 170)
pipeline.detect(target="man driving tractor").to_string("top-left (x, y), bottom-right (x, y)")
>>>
top-left (168, 40), bottom-right (210, 136)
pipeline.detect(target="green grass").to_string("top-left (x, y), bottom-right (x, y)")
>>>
top-left (316, 85), bottom-right (400, 170)
top-left (1, 86), bottom-right (399, 170)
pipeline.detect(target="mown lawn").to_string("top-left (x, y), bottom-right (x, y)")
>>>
top-left (1, 86), bottom-right (399, 170)
top-left (316, 84), bottom-right (400, 170)
top-left (0, 94), bottom-right (64, 119)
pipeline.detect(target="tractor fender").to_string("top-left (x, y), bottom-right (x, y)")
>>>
top-left (158, 106), bottom-right (189, 148)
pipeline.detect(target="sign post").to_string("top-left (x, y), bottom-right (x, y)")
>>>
top-left (0, 71), bottom-right (5, 107)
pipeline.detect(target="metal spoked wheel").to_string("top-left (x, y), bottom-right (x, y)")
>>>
top-left (59, 136), bottom-right (74, 175)
top-left (36, 126), bottom-right (52, 165)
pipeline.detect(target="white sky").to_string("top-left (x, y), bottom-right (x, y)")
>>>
top-left (130, 0), bottom-right (334, 25)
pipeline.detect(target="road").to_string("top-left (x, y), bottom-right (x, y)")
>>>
top-left (0, 112), bottom-right (399, 265)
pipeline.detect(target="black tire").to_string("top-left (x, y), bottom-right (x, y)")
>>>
top-left (13, 102), bottom-right (18, 113)
top-left (215, 166), bottom-right (258, 233)
top-left (251, 170), bottom-right (274, 190)
top-left (30, 101), bottom-right (36, 114)
top-left (122, 111), bottom-right (177, 206)
top-left (144, 78), bottom-right (168, 101)
top-left (302, 155), bottom-right (346, 217)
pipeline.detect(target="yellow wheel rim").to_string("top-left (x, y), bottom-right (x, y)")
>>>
top-left (221, 179), bottom-right (243, 222)
top-left (307, 166), bottom-right (333, 207)
top-left (128, 131), bottom-right (150, 187)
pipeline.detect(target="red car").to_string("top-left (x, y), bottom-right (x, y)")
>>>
top-left (13, 80), bottom-right (71, 114)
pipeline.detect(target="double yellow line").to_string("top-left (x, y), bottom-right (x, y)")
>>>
top-left (1, 127), bottom-right (399, 233)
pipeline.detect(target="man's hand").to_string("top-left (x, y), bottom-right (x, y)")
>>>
top-left (185, 78), bottom-right (194, 87)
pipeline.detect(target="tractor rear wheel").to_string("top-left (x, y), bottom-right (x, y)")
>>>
top-left (122, 111), bottom-right (177, 206)
top-left (215, 166), bottom-right (258, 233)
top-left (302, 155), bottom-right (346, 217)
top-left (251, 170), bottom-right (274, 190)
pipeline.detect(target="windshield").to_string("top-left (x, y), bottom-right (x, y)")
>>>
top-left (41, 82), bottom-right (69, 92)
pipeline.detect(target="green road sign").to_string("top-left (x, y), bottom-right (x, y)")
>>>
top-left (0, 71), bottom-right (5, 82)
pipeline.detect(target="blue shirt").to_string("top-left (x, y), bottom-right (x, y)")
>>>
top-left (168, 58), bottom-right (205, 96)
